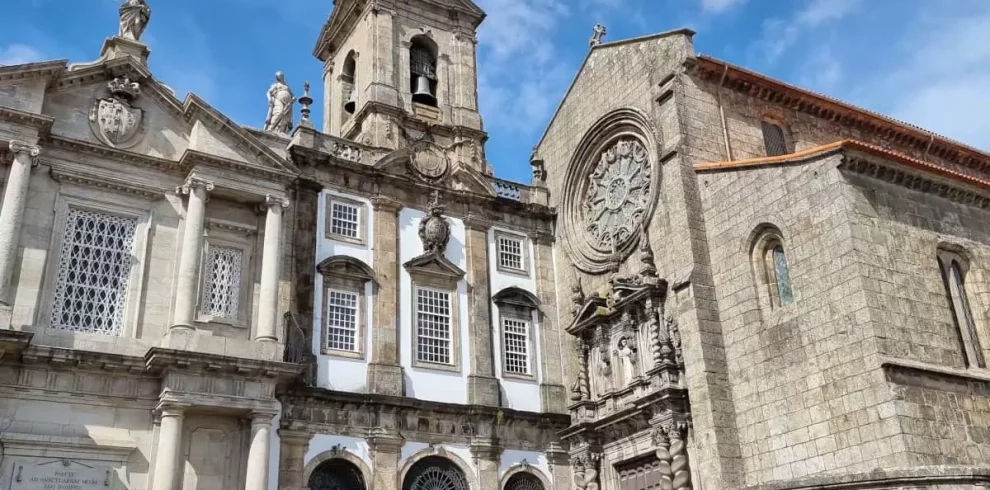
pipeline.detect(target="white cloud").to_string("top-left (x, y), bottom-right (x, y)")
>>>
top-left (0, 44), bottom-right (44, 66)
top-left (753, 0), bottom-right (861, 63)
top-left (699, 0), bottom-right (746, 14)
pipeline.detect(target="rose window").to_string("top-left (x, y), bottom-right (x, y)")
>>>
top-left (582, 138), bottom-right (651, 250)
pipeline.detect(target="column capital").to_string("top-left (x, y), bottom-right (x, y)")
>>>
top-left (371, 195), bottom-right (403, 213)
top-left (262, 194), bottom-right (291, 212)
top-left (8, 140), bottom-right (41, 165)
top-left (365, 428), bottom-right (404, 453)
top-left (249, 410), bottom-right (278, 423)
top-left (277, 428), bottom-right (314, 445)
top-left (176, 174), bottom-right (214, 195)
top-left (464, 213), bottom-right (494, 232)
top-left (468, 437), bottom-right (503, 460)
top-left (155, 402), bottom-right (189, 419)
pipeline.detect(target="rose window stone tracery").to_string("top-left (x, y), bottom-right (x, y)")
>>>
top-left (582, 139), bottom-right (651, 249)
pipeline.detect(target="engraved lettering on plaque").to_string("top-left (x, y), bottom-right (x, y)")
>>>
top-left (10, 459), bottom-right (111, 489)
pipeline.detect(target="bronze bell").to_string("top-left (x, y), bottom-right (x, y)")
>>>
top-left (344, 87), bottom-right (357, 114)
top-left (412, 75), bottom-right (436, 106)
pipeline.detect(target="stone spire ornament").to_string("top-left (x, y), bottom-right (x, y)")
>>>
top-left (264, 72), bottom-right (296, 134)
top-left (638, 227), bottom-right (657, 279)
top-left (298, 81), bottom-right (314, 129)
top-left (418, 190), bottom-right (450, 256)
top-left (119, 0), bottom-right (152, 42)
top-left (590, 24), bottom-right (607, 47)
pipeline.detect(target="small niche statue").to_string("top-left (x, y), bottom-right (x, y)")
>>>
top-left (119, 0), bottom-right (152, 42)
top-left (264, 72), bottom-right (296, 134)
top-left (615, 336), bottom-right (638, 386)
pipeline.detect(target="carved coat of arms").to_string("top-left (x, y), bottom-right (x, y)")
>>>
top-left (89, 76), bottom-right (145, 148)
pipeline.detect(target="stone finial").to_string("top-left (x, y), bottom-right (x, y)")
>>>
top-left (418, 190), bottom-right (450, 256)
top-left (119, 0), bottom-right (152, 42)
top-left (298, 81), bottom-right (314, 129)
top-left (590, 24), bottom-right (607, 47)
top-left (638, 227), bottom-right (657, 278)
top-left (264, 71), bottom-right (296, 134)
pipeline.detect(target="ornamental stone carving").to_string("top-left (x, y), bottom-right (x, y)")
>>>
top-left (89, 76), bottom-right (145, 149)
top-left (419, 190), bottom-right (450, 255)
top-left (561, 108), bottom-right (661, 273)
top-left (582, 139), bottom-right (650, 250)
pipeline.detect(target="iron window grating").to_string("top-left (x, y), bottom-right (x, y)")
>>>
top-left (201, 245), bottom-right (244, 319)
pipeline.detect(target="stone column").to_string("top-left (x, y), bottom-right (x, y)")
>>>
top-left (0, 141), bottom-right (39, 306)
top-left (257, 195), bottom-right (290, 343)
top-left (366, 430), bottom-right (403, 490)
top-left (367, 196), bottom-right (404, 396)
top-left (464, 214), bottom-right (499, 406)
top-left (277, 429), bottom-right (312, 490)
top-left (151, 404), bottom-right (186, 490)
top-left (469, 438), bottom-right (503, 490)
top-left (533, 233), bottom-right (567, 413)
top-left (244, 411), bottom-right (276, 490)
top-left (172, 175), bottom-right (213, 331)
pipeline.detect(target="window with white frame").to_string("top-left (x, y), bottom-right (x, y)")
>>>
top-left (496, 232), bottom-right (528, 274)
top-left (330, 201), bottom-right (360, 239)
top-left (50, 208), bottom-right (138, 336)
top-left (326, 289), bottom-right (360, 352)
top-left (502, 317), bottom-right (531, 375)
top-left (416, 287), bottom-right (452, 364)
top-left (201, 245), bottom-right (244, 319)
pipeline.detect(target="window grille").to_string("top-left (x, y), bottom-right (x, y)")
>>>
top-left (201, 245), bottom-right (244, 319)
top-left (498, 236), bottom-right (524, 271)
top-left (502, 317), bottom-right (530, 374)
top-left (416, 288), bottom-right (451, 364)
top-left (505, 474), bottom-right (544, 490)
top-left (761, 121), bottom-right (788, 157)
top-left (404, 457), bottom-right (468, 490)
top-left (50, 208), bottom-right (138, 336)
top-left (326, 289), bottom-right (359, 351)
top-left (331, 201), bottom-right (360, 239)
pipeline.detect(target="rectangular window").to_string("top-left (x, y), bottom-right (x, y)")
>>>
top-left (498, 235), bottom-right (525, 272)
top-left (326, 289), bottom-right (359, 351)
top-left (201, 245), bottom-right (244, 319)
top-left (50, 208), bottom-right (138, 336)
top-left (330, 201), bottom-right (360, 239)
top-left (416, 288), bottom-right (452, 365)
top-left (502, 317), bottom-right (530, 375)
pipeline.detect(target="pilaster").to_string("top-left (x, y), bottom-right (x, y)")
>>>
top-left (367, 196), bottom-right (404, 396)
top-left (534, 232), bottom-right (566, 413)
top-left (469, 438), bottom-right (503, 490)
top-left (278, 429), bottom-right (313, 490)
top-left (464, 214), bottom-right (499, 406)
top-left (544, 442), bottom-right (571, 490)
top-left (366, 430), bottom-right (404, 490)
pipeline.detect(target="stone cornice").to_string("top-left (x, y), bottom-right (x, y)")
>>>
top-left (18, 345), bottom-right (148, 374)
top-left (0, 106), bottom-right (54, 136)
top-left (144, 347), bottom-right (304, 380)
top-left (279, 388), bottom-right (569, 451)
top-left (179, 149), bottom-right (295, 183)
top-left (47, 135), bottom-right (184, 172)
top-left (49, 165), bottom-right (167, 198)
top-left (0, 59), bottom-right (67, 87)
top-left (691, 55), bottom-right (990, 178)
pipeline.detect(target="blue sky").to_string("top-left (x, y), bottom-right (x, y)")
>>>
top-left (2, 0), bottom-right (989, 184)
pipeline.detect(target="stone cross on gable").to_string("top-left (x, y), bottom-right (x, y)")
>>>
top-left (590, 24), bottom-right (607, 47)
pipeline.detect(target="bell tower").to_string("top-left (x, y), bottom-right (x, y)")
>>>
top-left (314, 0), bottom-right (489, 173)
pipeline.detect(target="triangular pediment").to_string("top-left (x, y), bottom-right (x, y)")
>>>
top-left (403, 252), bottom-right (466, 282)
top-left (566, 296), bottom-right (609, 335)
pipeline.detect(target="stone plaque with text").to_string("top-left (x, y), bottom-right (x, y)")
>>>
top-left (10, 459), bottom-right (111, 490)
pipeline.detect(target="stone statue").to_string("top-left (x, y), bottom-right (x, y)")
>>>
top-left (596, 349), bottom-right (612, 393)
top-left (119, 0), bottom-right (152, 42)
top-left (615, 336), bottom-right (638, 386)
top-left (264, 72), bottom-right (296, 134)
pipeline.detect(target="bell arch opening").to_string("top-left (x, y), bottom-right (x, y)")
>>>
top-left (402, 456), bottom-right (470, 490)
top-left (410, 36), bottom-right (439, 107)
top-left (308, 458), bottom-right (367, 490)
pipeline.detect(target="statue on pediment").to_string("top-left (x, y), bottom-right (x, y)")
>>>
top-left (264, 72), bottom-right (296, 134)
top-left (119, 0), bottom-right (152, 42)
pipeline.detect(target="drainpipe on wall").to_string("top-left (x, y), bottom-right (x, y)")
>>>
top-left (717, 64), bottom-right (734, 161)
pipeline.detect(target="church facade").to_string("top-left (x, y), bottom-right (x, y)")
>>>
top-left (1, 1), bottom-right (990, 490)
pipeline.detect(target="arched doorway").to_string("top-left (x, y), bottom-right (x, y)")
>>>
top-left (402, 456), bottom-right (470, 490)
top-left (504, 472), bottom-right (545, 490)
top-left (309, 458), bottom-right (366, 490)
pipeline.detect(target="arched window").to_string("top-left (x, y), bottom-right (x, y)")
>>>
top-left (937, 251), bottom-right (985, 368)
top-left (761, 120), bottom-right (788, 157)
top-left (309, 459), bottom-right (366, 490)
top-left (752, 227), bottom-right (794, 309)
top-left (403, 457), bottom-right (469, 490)
top-left (505, 473), bottom-right (544, 490)
top-left (342, 51), bottom-right (357, 115)
top-left (410, 37), bottom-right (438, 107)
